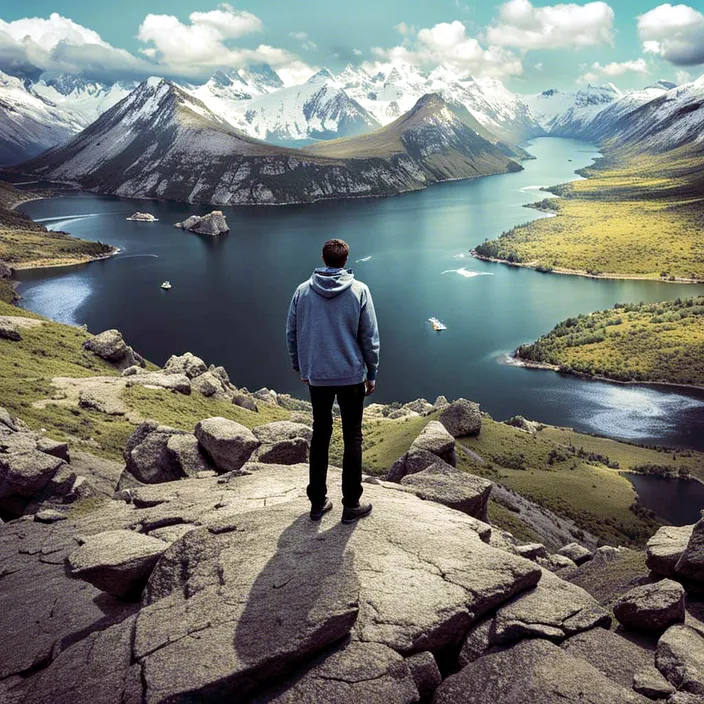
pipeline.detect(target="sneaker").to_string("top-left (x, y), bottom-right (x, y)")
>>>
top-left (310, 499), bottom-right (333, 521)
top-left (341, 503), bottom-right (373, 524)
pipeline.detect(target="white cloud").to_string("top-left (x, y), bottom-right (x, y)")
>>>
top-left (353, 48), bottom-right (363, 56)
top-left (366, 20), bottom-right (523, 78)
top-left (676, 69), bottom-right (693, 83)
top-left (486, 0), bottom-right (614, 50)
top-left (638, 4), bottom-right (704, 66)
top-left (578, 58), bottom-right (649, 83)
top-left (288, 31), bottom-right (317, 51)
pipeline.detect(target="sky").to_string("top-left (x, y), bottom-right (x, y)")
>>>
top-left (1, 0), bottom-right (703, 92)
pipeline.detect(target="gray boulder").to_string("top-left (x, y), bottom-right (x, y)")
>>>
top-left (34, 508), bottom-right (67, 523)
top-left (400, 462), bottom-right (492, 521)
top-left (634, 667), bottom-right (677, 698)
top-left (0, 318), bottom-right (21, 341)
top-left (438, 398), bottom-right (481, 437)
top-left (194, 417), bottom-right (260, 473)
top-left (675, 515), bottom-right (704, 583)
top-left (656, 625), bottom-right (704, 695)
top-left (233, 393), bottom-right (258, 412)
top-left (123, 424), bottom-right (190, 484)
top-left (539, 553), bottom-right (578, 572)
top-left (405, 651), bottom-right (441, 700)
top-left (403, 398), bottom-right (434, 415)
top-left (191, 371), bottom-right (224, 397)
top-left (68, 529), bottom-right (167, 600)
top-left (513, 543), bottom-right (548, 561)
top-left (0, 450), bottom-right (66, 500)
top-left (254, 438), bottom-right (309, 465)
top-left (0, 406), bottom-right (20, 431)
top-left (614, 579), bottom-right (686, 633)
top-left (0, 258), bottom-right (12, 278)
top-left (647, 525), bottom-right (694, 578)
top-left (387, 448), bottom-right (438, 483)
top-left (410, 420), bottom-right (456, 465)
top-left (166, 433), bottom-right (214, 475)
top-left (35, 437), bottom-right (69, 462)
top-left (253, 387), bottom-right (278, 404)
top-left (125, 371), bottom-right (191, 394)
top-left (433, 395), bottom-right (449, 409)
top-left (163, 352), bottom-right (207, 379)
top-left (252, 421), bottom-right (313, 445)
top-left (435, 638), bottom-right (648, 704)
top-left (557, 542), bottom-right (593, 566)
top-left (83, 329), bottom-right (144, 369)
top-left (174, 210), bottom-right (229, 235)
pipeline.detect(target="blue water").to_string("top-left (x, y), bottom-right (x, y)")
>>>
top-left (14, 138), bottom-right (704, 449)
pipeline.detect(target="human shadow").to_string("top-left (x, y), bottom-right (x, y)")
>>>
top-left (232, 511), bottom-right (359, 682)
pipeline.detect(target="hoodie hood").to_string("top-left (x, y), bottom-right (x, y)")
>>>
top-left (309, 267), bottom-right (355, 299)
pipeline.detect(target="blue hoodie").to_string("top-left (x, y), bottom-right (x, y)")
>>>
top-left (287, 267), bottom-right (380, 386)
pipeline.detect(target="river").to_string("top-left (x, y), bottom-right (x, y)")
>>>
top-left (13, 137), bottom-right (704, 450)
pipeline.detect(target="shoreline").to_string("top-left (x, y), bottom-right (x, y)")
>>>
top-left (471, 252), bottom-right (704, 284)
top-left (506, 352), bottom-right (704, 392)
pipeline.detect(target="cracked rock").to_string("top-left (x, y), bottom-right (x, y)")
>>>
top-left (656, 624), bottom-right (704, 695)
top-left (410, 421), bottom-right (457, 466)
top-left (195, 417), bottom-right (260, 473)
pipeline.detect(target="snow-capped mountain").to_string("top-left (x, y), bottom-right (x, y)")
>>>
top-left (523, 84), bottom-right (622, 136)
top-left (17, 81), bottom-right (520, 205)
top-left (32, 74), bottom-right (135, 128)
top-left (0, 71), bottom-right (80, 165)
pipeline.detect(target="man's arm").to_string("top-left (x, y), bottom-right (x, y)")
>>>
top-left (358, 286), bottom-right (380, 384)
top-left (286, 289), bottom-right (300, 373)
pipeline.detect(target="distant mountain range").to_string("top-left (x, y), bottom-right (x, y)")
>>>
top-left (2, 62), bottom-right (703, 205)
top-left (16, 79), bottom-right (520, 205)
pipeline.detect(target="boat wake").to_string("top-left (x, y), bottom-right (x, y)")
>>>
top-left (519, 185), bottom-right (547, 192)
top-left (355, 255), bottom-right (373, 262)
top-left (116, 254), bottom-right (159, 260)
top-left (441, 268), bottom-right (493, 278)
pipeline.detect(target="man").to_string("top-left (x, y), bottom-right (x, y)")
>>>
top-left (286, 239), bottom-right (379, 524)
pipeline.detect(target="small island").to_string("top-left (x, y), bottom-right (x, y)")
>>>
top-left (515, 297), bottom-right (704, 388)
top-left (126, 212), bottom-right (158, 222)
top-left (174, 211), bottom-right (229, 236)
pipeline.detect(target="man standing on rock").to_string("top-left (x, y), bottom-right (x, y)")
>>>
top-left (287, 239), bottom-right (379, 524)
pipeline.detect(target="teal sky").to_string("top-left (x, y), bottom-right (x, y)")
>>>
top-left (2, 0), bottom-right (703, 91)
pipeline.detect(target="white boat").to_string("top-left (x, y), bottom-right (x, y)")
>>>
top-left (161, 281), bottom-right (172, 290)
top-left (428, 317), bottom-right (447, 331)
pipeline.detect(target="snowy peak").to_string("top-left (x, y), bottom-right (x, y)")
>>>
top-left (239, 63), bottom-right (283, 93)
top-left (647, 80), bottom-right (677, 91)
top-left (307, 68), bottom-right (335, 84)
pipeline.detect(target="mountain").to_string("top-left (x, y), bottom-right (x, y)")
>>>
top-left (0, 71), bottom-right (80, 166)
top-left (16, 81), bottom-right (520, 205)
top-left (523, 84), bottom-right (622, 137)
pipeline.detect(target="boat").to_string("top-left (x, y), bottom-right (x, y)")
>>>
top-left (161, 281), bottom-right (172, 290)
top-left (428, 317), bottom-right (447, 331)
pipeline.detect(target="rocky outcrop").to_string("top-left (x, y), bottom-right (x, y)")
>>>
top-left (174, 211), bottom-right (229, 235)
top-left (557, 542), bottom-right (593, 566)
top-left (123, 423), bottom-right (195, 484)
top-left (194, 416), bottom-right (260, 472)
top-left (251, 421), bottom-right (312, 465)
top-left (83, 329), bottom-right (145, 370)
top-left (400, 462), bottom-right (493, 521)
top-left (0, 258), bottom-right (12, 278)
top-left (438, 398), bottom-right (481, 437)
top-left (68, 529), bottom-right (167, 600)
top-left (646, 525), bottom-right (694, 578)
top-left (676, 514), bottom-right (704, 583)
top-left (124, 371), bottom-right (191, 394)
top-left (410, 420), bottom-right (457, 466)
top-left (163, 352), bottom-right (207, 379)
top-left (126, 212), bottom-right (157, 222)
top-left (613, 579), bottom-right (686, 633)
top-left (656, 624), bottom-right (704, 695)
top-left (387, 448), bottom-right (439, 483)
top-left (0, 317), bottom-right (21, 341)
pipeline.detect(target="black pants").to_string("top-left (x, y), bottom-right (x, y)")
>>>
top-left (308, 382), bottom-right (365, 509)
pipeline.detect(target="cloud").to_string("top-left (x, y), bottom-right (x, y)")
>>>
top-left (366, 20), bottom-right (523, 78)
top-left (288, 31), bottom-right (317, 51)
top-left (638, 4), bottom-right (704, 66)
top-left (676, 69), bottom-right (693, 83)
top-left (486, 0), bottom-right (614, 50)
top-left (578, 58), bottom-right (650, 83)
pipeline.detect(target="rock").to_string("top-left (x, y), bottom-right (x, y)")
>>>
top-left (251, 641), bottom-right (419, 704)
top-left (676, 516), bottom-right (704, 583)
top-left (0, 451), bottom-right (65, 501)
top-left (434, 639), bottom-right (648, 704)
top-left (125, 371), bottom-right (191, 394)
top-left (634, 667), bottom-right (677, 698)
top-left (0, 318), bottom-right (21, 341)
top-left (166, 433), bottom-right (214, 475)
top-left (557, 542), bottom-right (593, 566)
top-left (253, 387), bottom-right (278, 404)
top-left (252, 421), bottom-right (313, 445)
top-left (562, 627), bottom-right (655, 689)
top-left (387, 448), bottom-right (438, 483)
top-left (647, 525), bottom-right (694, 578)
top-left (254, 438), bottom-right (309, 464)
top-left (410, 420), bottom-right (456, 465)
top-left (614, 579), bottom-right (686, 633)
top-left (592, 545), bottom-right (625, 565)
top-left (126, 212), bottom-right (157, 222)
top-left (513, 543), bottom-right (548, 561)
top-left (667, 692), bottom-right (704, 704)
top-left (0, 258), bottom-right (12, 278)
top-left (68, 529), bottom-right (167, 600)
top-left (458, 617), bottom-right (495, 666)
top-left (504, 415), bottom-right (539, 434)
top-left (194, 417), bottom-right (260, 473)
top-left (433, 395), bottom-right (449, 409)
top-left (405, 651), bottom-right (441, 700)
top-left (191, 371), bottom-right (224, 397)
top-left (388, 407), bottom-right (418, 420)
top-left (438, 398), bottom-right (481, 438)
top-left (656, 625), bottom-right (704, 695)
top-left (34, 508), bottom-right (67, 523)
top-left (163, 352), bottom-right (207, 379)
top-left (400, 462), bottom-right (493, 521)
top-left (539, 553), bottom-right (578, 572)
top-left (233, 393), bottom-right (258, 412)
top-left (0, 406), bottom-right (19, 431)
top-left (82, 329), bottom-right (144, 369)
top-left (403, 398), bottom-right (434, 415)
top-left (121, 365), bottom-right (142, 376)
top-left (123, 424), bottom-right (190, 484)
top-left (35, 437), bottom-right (70, 462)
top-left (174, 210), bottom-right (229, 235)
top-left (491, 568), bottom-right (611, 643)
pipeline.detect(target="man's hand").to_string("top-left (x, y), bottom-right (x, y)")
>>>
top-left (365, 379), bottom-right (376, 396)
top-left (302, 378), bottom-right (309, 385)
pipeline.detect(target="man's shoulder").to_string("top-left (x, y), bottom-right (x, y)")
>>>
top-left (295, 281), bottom-right (311, 295)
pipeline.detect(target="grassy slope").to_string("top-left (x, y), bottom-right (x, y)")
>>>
top-left (474, 148), bottom-right (704, 280)
top-left (517, 297), bottom-right (704, 387)
top-left (0, 181), bottom-right (114, 272)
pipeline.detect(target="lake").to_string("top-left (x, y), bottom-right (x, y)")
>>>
top-left (625, 473), bottom-right (704, 525)
top-left (14, 137), bottom-right (704, 449)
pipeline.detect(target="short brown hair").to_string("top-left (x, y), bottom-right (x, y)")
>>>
top-left (322, 239), bottom-right (350, 268)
